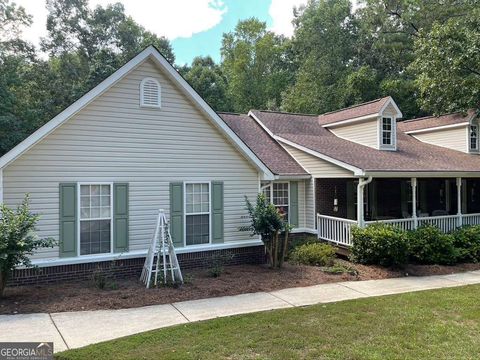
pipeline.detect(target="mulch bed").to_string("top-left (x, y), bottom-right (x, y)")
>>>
top-left (1, 261), bottom-right (479, 315)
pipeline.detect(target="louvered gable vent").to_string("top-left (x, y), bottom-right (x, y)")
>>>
top-left (140, 77), bottom-right (161, 108)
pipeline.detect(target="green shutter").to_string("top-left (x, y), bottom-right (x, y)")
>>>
top-left (113, 183), bottom-right (129, 253)
top-left (211, 181), bottom-right (224, 243)
top-left (290, 181), bottom-right (299, 227)
top-left (59, 183), bottom-right (77, 257)
top-left (170, 182), bottom-right (184, 247)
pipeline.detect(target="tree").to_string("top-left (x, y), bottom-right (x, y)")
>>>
top-left (410, 7), bottom-right (480, 114)
top-left (282, 0), bottom-right (356, 114)
top-left (221, 18), bottom-right (293, 113)
top-left (0, 196), bottom-right (55, 297)
top-left (240, 194), bottom-right (292, 269)
top-left (182, 56), bottom-right (232, 112)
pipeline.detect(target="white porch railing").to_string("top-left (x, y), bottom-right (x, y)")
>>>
top-left (317, 214), bottom-right (357, 247)
top-left (365, 218), bottom-right (416, 231)
top-left (462, 213), bottom-right (480, 226)
top-left (317, 213), bottom-right (480, 247)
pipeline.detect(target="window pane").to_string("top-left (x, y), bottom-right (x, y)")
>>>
top-left (186, 214), bottom-right (209, 245)
top-left (91, 185), bottom-right (100, 195)
top-left (91, 195), bottom-right (100, 207)
top-left (80, 185), bottom-right (90, 196)
top-left (185, 183), bottom-right (209, 215)
top-left (273, 183), bottom-right (288, 206)
top-left (81, 196), bottom-right (89, 207)
top-left (80, 219), bottom-right (111, 255)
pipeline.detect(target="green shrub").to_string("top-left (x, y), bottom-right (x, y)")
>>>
top-left (408, 225), bottom-right (458, 265)
top-left (290, 242), bottom-right (336, 266)
top-left (287, 236), bottom-right (318, 258)
top-left (321, 262), bottom-right (358, 276)
top-left (452, 225), bottom-right (480, 263)
top-left (350, 223), bottom-right (409, 267)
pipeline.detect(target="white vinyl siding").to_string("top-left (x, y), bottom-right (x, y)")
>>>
top-left (412, 126), bottom-right (468, 153)
top-left (281, 144), bottom-right (354, 178)
top-left (329, 118), bottom-right (379, 149)
top-left (281, 144), bottom-right (354, 230)
top-left (2, 59), bottom-right (259, 260)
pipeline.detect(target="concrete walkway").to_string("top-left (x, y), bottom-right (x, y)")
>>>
top-left (2, 271), bottom-right (480, 353)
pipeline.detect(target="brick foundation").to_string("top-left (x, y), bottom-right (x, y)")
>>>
top-left (9, 245), bottom-right (266, 286)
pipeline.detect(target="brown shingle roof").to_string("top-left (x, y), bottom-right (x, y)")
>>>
top-left (250, 110), bottom-right (480, 173)
top-left (398, 110), bottom-right (475, 133)
top-left (219, 112), bottom-right (308, 176)
top-left (317, 97), bottom-right (391, 125)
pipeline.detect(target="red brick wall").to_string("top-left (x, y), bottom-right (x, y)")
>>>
top-left (315, 179), bottom-right (351, 219)
top-left (9, 246), bottom-right (267, 286)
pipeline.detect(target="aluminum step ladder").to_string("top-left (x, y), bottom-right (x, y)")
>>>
top-left (140, 209), bottom-right (183, 288)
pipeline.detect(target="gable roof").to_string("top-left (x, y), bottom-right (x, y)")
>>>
top-left (0, 46), bottom-right (274, 180)
top-left (398, 110), bottom-right (476, 134)
top-left (318, 96), bottom-right (401, 126)
top-left (248, 110), bottom-right (480, 175)
top-left (220, 112), bottom-right (308, 177)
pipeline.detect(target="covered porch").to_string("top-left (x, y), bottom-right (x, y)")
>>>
top-left (316, 177), bottom-right (480, 246)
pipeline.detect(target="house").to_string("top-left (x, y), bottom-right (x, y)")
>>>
top-left (2, 46), bottom-right (479, 284)
top-left (221, 98), bottom-right (480, 247)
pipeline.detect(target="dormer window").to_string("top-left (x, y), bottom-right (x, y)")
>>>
top-left (470, 125), bottom-right (478, 151)
top-left (140, 77), bottom-right (161, 108)
top-left (380, 117), bottom-right (395, 149)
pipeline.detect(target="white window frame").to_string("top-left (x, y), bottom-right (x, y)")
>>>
top-left (140, 77), bottom-right (161, 108)
top-left (183, 181), bottom-right (212, 247)
top-left (470, 124), bottom-right (479, 152)
top-left (379, 116), bottom-right (396, 150)
top-left (77, 182), bottom-right (114, 257)
top-left (261, 181), bottom-right (290, 222)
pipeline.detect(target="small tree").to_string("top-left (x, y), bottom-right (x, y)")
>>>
top-left (240, 194), bottom-right (292, 268)
top-left (0, 195), bottom-right (55, 297)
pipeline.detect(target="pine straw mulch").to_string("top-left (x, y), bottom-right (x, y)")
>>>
top-left (1, 260), bottom-right (479, 315)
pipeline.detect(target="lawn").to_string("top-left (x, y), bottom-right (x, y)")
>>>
top-left (56, 284), bottom-right (480, 359)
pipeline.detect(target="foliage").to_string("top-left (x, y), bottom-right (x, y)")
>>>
top-left (410, 4), bottom-right (480, 114)
top-left (321, 262), bottom-right (358, 276)
top-left (0, 195), bottom-right (55, 297)
top-left (180, 56), bottom-right (232, 112)
top-left (451, 225), bottom-right (480, 263)
top-left (350, 223), bottom-right (409, 267)
top-left (290, 242), bottom-right (336, 267)
top-left (240, 194), bottom-right (292, 268)
top-left (407, 225), bottom-right (458, 265)
top-left (221, 18), bottom-right (293, 112)
top-left (287, 235), bottom-right (318, 256)
top-left (206, 251), bottom-right (234, 278)
top-left (282, 0), bottom-right (355, 114)
top-left (91, 260), bottom-right (119, 290)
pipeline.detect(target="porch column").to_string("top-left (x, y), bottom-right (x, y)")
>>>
top-left (357, 177), bottom-right (373, 228)
top-left (457, 177), bottom-right (463, 227)
top-left (411, 178), bottom-right (418, 229)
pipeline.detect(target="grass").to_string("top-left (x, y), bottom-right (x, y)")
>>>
top-left (56, 285), bottom-right (480, 359)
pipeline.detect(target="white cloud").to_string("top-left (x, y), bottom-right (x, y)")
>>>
top-left (268, 0), bottom-right (307, 37)
top-left (15, 0), bottom-right (227, 47)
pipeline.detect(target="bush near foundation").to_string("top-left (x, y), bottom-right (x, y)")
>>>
top-left (290, 242), bottom-right (336, 266)
top-left (408, 225), bottom-right (457, 265)
top-left (451, 225), bottom-right (480, 263)
top-left (350, 223), bottom-right (409, 267)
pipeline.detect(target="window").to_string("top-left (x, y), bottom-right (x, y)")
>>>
top-left (470, 125), bottom-right (478, 151)
top-left (261, 182), bottom-right (289, 220)
top-left (185, 183), bottom-right (210, 245)
top-left (79, 184), bottom-right (112, 255)
top-left (381, 117), bottom-right (393, 146)
top-left (140, 77), bottom-right (161, 108)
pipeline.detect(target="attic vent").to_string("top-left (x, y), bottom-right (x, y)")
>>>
top-left (140, 77), bottom-right (161, 108)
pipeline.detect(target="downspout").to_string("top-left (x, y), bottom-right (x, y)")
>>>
top-left (357, 176), bottom-right (373, 228)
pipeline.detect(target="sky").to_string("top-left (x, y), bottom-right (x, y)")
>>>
top-left (14, 0), bottom-right (308, 65)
